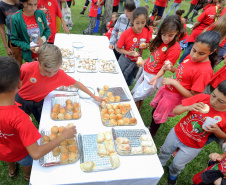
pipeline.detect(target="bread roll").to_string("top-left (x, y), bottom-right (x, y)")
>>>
top-left (60, 139), bottom-right (68, 146)
top-left (58, 126), bottom-right (66, 133)
top-left (52, 107), bottom-right (60, 114)
top-left (65, 113), bottom-right (72, 120)
top-left (41, 135), bottom-right (50, 143)
top-left (59, 108), bottom-right (66, 114)
top-left (54, 104), bottom-right (61, 109)
top-left (80, 161), bottom-right (96, 172)
top-left (67, 138), bottom-right (76, 145)
top-left (103, 85), bottom-right (109, 91)
top-left (52, 146), bottom-right (61, 156)
top-left (106, 104), bottom-right (113, 109)
top-left (66, 104), bottom-right (73, 111)
top-left (97, 132), bottom-right (105, 143)
top-left (60, 145), bottom-right (69, 153)
top-left (49, 133), bottom-right (57, 141)
top-left (107, 92), bottom-right (113, 98)
top-left (66, 99), bottom-right (72, 105)
top-left (68, 144), bottom-right (78, 152)
top-left (60, 153), bottom-right (69, 164)
top-left (110, 153), bottom-right (120, 169)
top-left (99, 89), bottom-right (105, 97)
top-left (68, 152), bottom-right (78, 163)
top-left (109, 119), bottom-right (117, 126)
top-left (115, 96), bottom-right (120, 102)
top-left (129, 117), bottom-right (137, 125)
top-left (108, 109), bottom-right (115, 114)
top-left (110, 114), bottom-right (117, 120)
top-left (199, 104), bottom-right (210, 114)
top-left (51, 112), bottom-right (58, 120)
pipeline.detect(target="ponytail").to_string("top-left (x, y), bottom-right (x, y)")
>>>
top-left (215, 0), bottom-right (226, 19)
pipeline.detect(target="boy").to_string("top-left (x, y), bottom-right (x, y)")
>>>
top-left (15, 44), bottom-right (104, 123)
top-left (83, 0), bottom-right (103, 35)
top-left (158, 80), bottom-right (226, 185)
top-left (0, 56), bottom-right (77, 181)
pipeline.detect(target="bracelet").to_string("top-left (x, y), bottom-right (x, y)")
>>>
top-left (58, 135), bottom-right (64, 141)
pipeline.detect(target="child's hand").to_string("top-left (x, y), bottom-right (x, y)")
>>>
top-left (30, 47), bottom-right (38, 54)
top-left (60, 126), bottom-right (77, 140)
top-left (109, 45), bottom-right (114, 50)
top-left (35, 37), bottom-right (44, 47)
top-left (39, 8), bottom-right (47, 14)
top-left (148, 77), bottom-right (157, 87)
top-left (203, 124), bottom-right (220, 134)
top-left (93, 96), bottom-right (107, 103)
top-left (163, 61), bottom-right (173, 71)
top-left (162, 78), bottom-right (176, 86)
top-left (186, 102), bottom-right (206, 112)
top-left (63, 24), bottom-right (70, 34)
top-left (128, 51), bottom-right (139, 57)
top-left (209, 153), bottom-right (222, 161)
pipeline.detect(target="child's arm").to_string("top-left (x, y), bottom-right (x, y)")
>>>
top-left (116, 45), bottom-right (139, 57)
top-left (73, 81), bottom-right (106, 103)
top-left (209, 153), bottom-right (226, 162)
top-left (60, 17), bottom-right (70, 34)
top-left (173, 102), bottom-right (206, 115)
top-left (204, 125), bottom-right (226, 139)
top-left (26, 127), bottom-right (76, 160)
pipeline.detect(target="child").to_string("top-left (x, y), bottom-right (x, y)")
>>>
top-left (152, 0), bottom-right (169, 20)
top-left (193, 152), bottom-right (226, 185)
top-left (83, 0), bottom-right (103, 35)
top-left (102, 12), bottom-right (118, 35)
top-left (165, 0), bottom-right (183, 18)
top-left (10, 0), bottom-right (51, 62)
top-left (149, 31), bottom-right (220, 137)
top-left (104, 22), bottom-right (116, 40)
top-left (132, 15), bottom-right (181, 112)
top-left (15, 44), bottom-right (105, 123)
top-left (0, 56), bottom-right (77, 181)
top-left (158, 80), bottom-right (226, 185)
top-left (38, 0), bottom-right (70, 44)
top-left (116, 7), bottom-right (153, 86)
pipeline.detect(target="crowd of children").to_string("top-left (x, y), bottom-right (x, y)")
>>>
top-left (1, 0), bottom-right (226, 184)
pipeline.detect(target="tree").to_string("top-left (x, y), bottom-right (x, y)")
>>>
top-left (101, 0), bottom-right (114, 31)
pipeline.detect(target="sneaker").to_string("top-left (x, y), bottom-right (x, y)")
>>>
top-left (168, 175), bottom-right (177, 185)
top-left (80, 10), bottom-right (85, 14)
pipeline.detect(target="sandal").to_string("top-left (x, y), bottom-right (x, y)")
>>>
top-left (24, 175), bottom-right (30, 181)
top-left (8, 163), bottom-right (17, 178)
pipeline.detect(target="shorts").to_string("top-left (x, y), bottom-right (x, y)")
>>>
top-left (17, 154), bottom-right (33, 166)
top-left (154, 5), bottom-right (165, 17)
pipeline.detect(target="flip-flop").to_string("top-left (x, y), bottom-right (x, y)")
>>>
top-left (24, 175), bottom-right (30, 181)
top-left (8, 163), bottom-right (17, 178)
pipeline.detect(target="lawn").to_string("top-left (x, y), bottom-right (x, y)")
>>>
top-left (0, 0), bottom-right (225, 184)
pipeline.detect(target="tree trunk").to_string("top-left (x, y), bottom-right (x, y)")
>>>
top-left (101, 0), bottom-right (113, 30)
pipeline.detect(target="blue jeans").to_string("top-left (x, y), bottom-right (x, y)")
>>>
top-left (179, 42), bottom-right (194, 64)
top-left (17, 154), bottom-right (33, 166)
top-left (165, 2), bottom-right (181, 18)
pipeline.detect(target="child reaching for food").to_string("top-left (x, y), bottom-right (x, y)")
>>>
top-left (15, 44), bottom-right (105, 123)
top-left (0, 56), bottom-right (77, 181)
top-left (148, 31), bottom-right (220, 137)
top-left (159, 80), bottom-right (226, 185)
top-left (116, 7), bottom-right (153, 86)
top-left (131, 15), bottom-right (181, 112)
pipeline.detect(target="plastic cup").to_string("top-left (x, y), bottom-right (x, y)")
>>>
top-left (31, 34), bottom-right (39, 42)
top-left (202, 117), bottom-right (218, 129)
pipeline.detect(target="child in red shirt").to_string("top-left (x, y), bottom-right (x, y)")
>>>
top-left (131, 15), bottom-right (181, 111)
top-left (0, 56), bottom-right (76, 181)
top-left (148, 31), bottom-right (220, 137)
top-left (159, 80), bottom-right (226, 185)
top-left (38, 0), bottom-right (70, 43)
top-left (15, 44), bottom-right (105, 123)
top-left (116, 7), bottom-right (153, 86)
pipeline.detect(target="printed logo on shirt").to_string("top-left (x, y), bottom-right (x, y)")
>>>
top-left (38, 17), bottom-right (42, 22)
top-left (133, 38), bottom-right (137, 42)
top-left (0, 130), bottom-right (14, 139)
top-left (30, 78), bottom-right (37, 83)
top-left (48, 2), bottom-right (51, 6)
top-left (183, 59), bottom-right (189, 63)
top-left (214, 116), bottom-right (222, 123)
top-left (161, 46), bottom-right (167, 52)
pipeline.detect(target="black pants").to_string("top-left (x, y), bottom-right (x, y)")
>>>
top-left (67, 1), bottom-right (72, 7)
top-left (113, 5), bottom-right (119, 12)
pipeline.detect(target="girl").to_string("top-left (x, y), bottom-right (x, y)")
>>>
top-left (131, 15), bottom-right (181, 112)
top-left (149, 31), bottom-right (220, 137)
top-left (165, 0), bottom-right (183, 18)
top-left (10, 0), bottom-right (51, 62)
top-left (116, 7), bottom-right (153, 86)
top-left (179, 0), bottom-right (226, 64)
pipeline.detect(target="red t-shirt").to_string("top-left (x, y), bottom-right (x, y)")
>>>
top-left (105, 27), bottom-right (114, 40)
top-left (174, 0), bottom-right (182, 3)
top-left (150, 15), bottom-right (155, 22)
top-left (37, 0), bottom-right (62, 43)
top-left (0, 105), bottom-right (41, 162)
top-left (17, 61), bottom-right (76, 102)
top-left (186, 6), bottom-right (226, 43)
top-left (191, 0), bottom-right (199, 5)
top-left (107, 20), bottom-right (113, 30)
top-left (210, 65), bottom-right (226, 88)
top-left (165, 55), bottom-right (213, 94)
top-left (175, 94), bottom-right (226, 148)
top-left (22, 13), bottom-right (39, 58)
top-left (89, 0), bottom-right (99, 17)
top-left (155, 0), bottom-right (168, 7)
top-left (117, 27), bottom-right (153, 61)
top-left (113, 0), bottom-right (120, 6)
top-left (144, 42), bottom-right (181, 75)
top-left (203, 3), bottom-right (215, 12)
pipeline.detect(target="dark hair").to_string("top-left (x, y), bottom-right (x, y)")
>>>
top-left (17, 0), bottom-right (29, 10)
top-left (124, 0), bottom-right (136, 12)
top-left (151, 8), bottom-right (158, 15)
top-left (195, 31), bottom-right (221, 68)
top-left (175, 9), bottom-right (185, 17)
top-left (217, 80), bottom-right (226, 95)
top-left (175, 14), bottom-right (187, 40)
top-left (0, 56), bottom-right (20, 93)
top-left (131, 7), bottom-right (150, 30)
top-left (150, 15), bottom-right (181, 53)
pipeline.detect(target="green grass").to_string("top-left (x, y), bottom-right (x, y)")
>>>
top-left (0, 0), bottom-right (225, 184)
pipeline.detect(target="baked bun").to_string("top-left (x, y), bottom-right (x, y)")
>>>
top-left (103, 85), bottom-right (109, 91)
top-left (58, 126), bottom-right (66, 133)
top-left (109, 96), bottom-right (115, 103)
top-left (129, 117), bottom-right (137, 125)
top-left (100, 101), bottom-right (106, 108)
top-left (115, 96), bottom-right (120, 102)
top-left (107, 92), bottom-right (113, 98)
top-left (104, 131), bottom-right (112, 141)
top-left (116, 137), bottom-right (130, 144)
top-left (199, 104), bottom-right (210, 114)
top-left (67, 138), bottom-right (76, 145)
top-left (57, 113), bottom-right (65, 120)
top-left (59, 108), bottom-right (66, 114)
top-left (97, 144), bottom-right (107, 157)
top-left (104, 97), bottom-right (109, 103)
top-left (49, 133), bottom-right (57, 141)
top-left (67, 123), bottom-right (74, 128)
top-left (60, 139), bottom-right (68, 146)
top-left (52, 146), bottom-right (60, 156)
top-left (140, 42), bottom-right (146, 48)
top-left (116, 114), bottom-right (123, 120)
top-left (110, 114), bottom-right (117, 120)
top-left (80, 161), bottom-right (96, 172)
top-left (52, 107), bottom-right (60, 114)
top-left (131, 146), bottom-right (143, 155)
top-left (68, 144), bottom-right (78, 152)
top-left (106, 104), bottom-right (113, 109)
top-left (114, 109), bottom-right (121, 114)
top-left (66, 99), bottom-right (72, 105)
top-left (51, 126), bottom-right (59, 134)
top-left (112, 104), bottom-right (119, 110)
top-left (117, 119), bottom-right (124, 126)
top-left (102, 113), bottom-right (110, 122)
top-left (101, 108), bottom-right (108, 115)
top-left (60, 145), bottom-right (69, 153)
top-left (51, 112), bottom-right (58, 120)
top-left (54, 104), bottom-right (61, 109)
top-left (140, 135), bottom-right (152, 141)
top-left (143, 146), bottom-right (156, 154)
top-left (109, 153), bottom-right (120, 169)
top-left (65, 113), bottom-right (72, 120)
top-left (66, 104), bottom-right (73, 111)
top-left (109, 119), bottom-right (117, 126)
top-left (108, 109), bottom-right (115, 114)
top-left (124, 103), bottom-right (131, 111)
top-left (123, 118), bottom-right (130, 125)
top-left (118, 103), bottom-right (124, 109)
top-left (68, 152), bottom-right (78, 163)
top-left (97, 132), bottom-right (105, 143)
top-left (72, 113), bottom-right (80, 119)
top-left (73, 103), bottom-right (80, 109)
top-left (99, 89), bottom-right (105, 97)
top-left (41, 135), bottom-right (50, 143)
top-left (60, 153), bottom-right (69, 164)
top-left (121, 108), bottom-right (127, 115)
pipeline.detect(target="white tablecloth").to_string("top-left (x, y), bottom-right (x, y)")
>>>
top-left (30, 33), bottom-right (164, 185)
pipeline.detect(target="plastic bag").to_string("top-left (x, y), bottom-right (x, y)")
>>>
top-left (62, 2), bottom-right (73, 25)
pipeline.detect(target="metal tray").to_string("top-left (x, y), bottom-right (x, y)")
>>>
top-left (39, 130), bottom-right (80, 167)
top-left (60, 48), bottom-right (74, 59)
top-left (76, 58), bottom-right (98, 73)
top-left (99, 103), bottom-right (136, 127)
top-left (55, 78), bottom-right (79, 92)
top-left (98, 59), bottom-right (118, 74)
top-left (112, 128), bottom-right (157, 156)
top-left (51, 94), bottom-right (81, 121)
top-left (78, 86), bottom-right (95, 99)
top-left (60, 59), bottom-right (75, 73)
top-left (97, 87), bottom-right (130, 102)
top-left (79, 133), bottom-right (118, 172)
